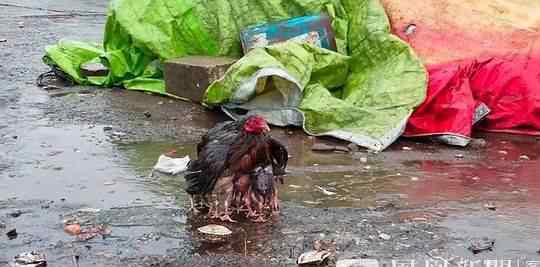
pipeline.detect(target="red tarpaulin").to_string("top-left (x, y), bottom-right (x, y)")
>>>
top-left (381, 0), bottom-right (540, 143)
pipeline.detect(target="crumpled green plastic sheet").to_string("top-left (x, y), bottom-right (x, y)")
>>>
top-left (43, 0), bottom-right (427, 151)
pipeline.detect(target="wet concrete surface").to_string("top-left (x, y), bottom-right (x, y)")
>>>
top-left (1, 1), bottom-right (540, 266)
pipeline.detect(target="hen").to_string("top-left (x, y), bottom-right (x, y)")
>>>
top-left (185, 115), bottom-right (288, 222)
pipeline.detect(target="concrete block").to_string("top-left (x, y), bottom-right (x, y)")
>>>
top-left (164, 56), bottom-right (237, 103)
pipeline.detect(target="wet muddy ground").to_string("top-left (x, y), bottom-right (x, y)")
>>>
top-left (1, 1), bottom-right (540, 266)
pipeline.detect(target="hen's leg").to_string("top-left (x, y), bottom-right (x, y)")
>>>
top-left (209, 194), bottom-right (220, 219)
top-left (188, 195), bottom-right (201, 214)
top-left (271, 186), bottom-right (280, 215)
top-left (245, 188), bottom-right (259, 218)
top-left (219, 188), bottom-right (237, 223)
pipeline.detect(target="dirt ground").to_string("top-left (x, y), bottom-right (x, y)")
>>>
top-left (1, 1), bottom-right (540, 266)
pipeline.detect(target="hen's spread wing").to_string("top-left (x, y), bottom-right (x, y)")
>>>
top-left (267, 136), bottom-right (288, 176)
top-left (185, 126), bottom-right (241, 195)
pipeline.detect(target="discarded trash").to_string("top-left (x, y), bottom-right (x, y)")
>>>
top-left (153, 155), bottom-right (190, 175)
top-left (14, 251), bottom-right (47, 267)
top-left (7, 228), bottom-right (18, 240)
top-left (484, 202), bottom-right (497, 211)
top-left (196, 225), bottom-right (232, 243)
top-left (315, 185), bottom-right (337, 196)
top-left (64, 224), bottom-right (82, 236)
top-left (297, 250), bottom-right (331, 266)
top-left (379, 233), bottom-right (391, 240)
top-left (519, 155), bottom-right (530, 160)
top-left (240, 15), bottom-right (336, 53)
top-left (468, 237), bottom-right (495, 254)
top-left (76, 225), bottom-right (111, 241)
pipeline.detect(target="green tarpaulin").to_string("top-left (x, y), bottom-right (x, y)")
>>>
top-left (43, 0), bottom-right (427, 151)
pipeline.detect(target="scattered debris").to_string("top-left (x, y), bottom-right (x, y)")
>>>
top-left (379, 233), bottom-right (391, 241)
top-left (76, 225), bottom-right (111, 241)
top-left (153, 155), bottom-right (190, 175)
top-left (455, 154), bottom-right (464, 159)
top-left (498, 150), bottom-right (508, 155)
top-left (7, 228), bottom-right (18, 240)
top-left (536, 248), bottom-right (540, 254)
top-left (411, 176), bottom-right (419, 181)
top-left (297, 250), bottom-right (331, 266)
top-left (52, 166), bottom-right (63, 171)
top-left (47, 150), bottom-right (63, 157)
top-left (143, 111), bottom-right (152, 118)
top-left (402, 146), bottom-right (412, 151)
top-left (0, 38), bottom-right (7, 43)
top-left (111, 131), bottom-right (127, 137)
top-left (103, 126), bottom-right (113, 131)
top-left (484, 202), bottom-right (497, 211)
top-left (196, 224), bottom-right (232, 243)
top-left (64, 224), bottom-right (82, 236)
top-left (359, 157), bottom-right (368, 163)
top-left (468, 237), bottom-right (495, 254)
top-left (104, 181), bottom-right (116, 186)
top-left (14, 251), bottom-right (47, 267)
top-left (9, 210), bottom-right (23, 218)
top-left (157, 101), bottom-right (164, 105)
top-left (519, 155), bottom-right (530, 160)
top-left (315, 185), bottom-right (337, 196)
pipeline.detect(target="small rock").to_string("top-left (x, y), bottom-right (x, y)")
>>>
top-left (157, 101), bottom-right (164, 105)
top-left (80, 62), bottom-right (109, 77)
top-left (312, 143), bottom-right (336, 152)
top-left (484, 202), bottom-right (497, 211)
top-left (7, 228), bottom-right (18, 240)
top-left (103, 126), bottom-right (113, 131)
top-left (379, 233), bottom-right (391, 241)
top-left (455, 154), bottom-right (464, 159)
top-left (347, 143), bottom-right (359, 152)
top-left (519, 155), bottom-right (530, 160)
top-left (402, 146), bottom-right (412, 151)
top-left (12, 135), bottom-right (18, 139)
top-left (498, 150), bottom-right (508, 155)
top-left (143, 111), bottom-right (152, 118)
top-left (52, 166), bottom-right (63, 171)
top-left (8, 210), bottom-right (22, 218)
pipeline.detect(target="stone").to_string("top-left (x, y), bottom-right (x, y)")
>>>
top-left (80, 62), bottom-right (109, 77)
top-left (164, 56), bottom-right (237, 103)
